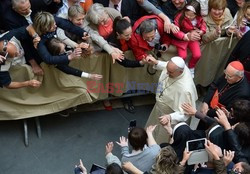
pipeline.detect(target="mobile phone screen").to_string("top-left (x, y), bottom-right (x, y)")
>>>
top-left (129, 120), bottom-right (136, 128)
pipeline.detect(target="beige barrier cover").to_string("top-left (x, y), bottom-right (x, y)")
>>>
top-left (0, 37), bottom-right (238, 120)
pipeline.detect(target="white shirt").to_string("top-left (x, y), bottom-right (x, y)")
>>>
top-left (109, 0), bottom-right (122, 12)
top-left (23, 10), bottom-right (33, 24)
top-left (56, 0), bottom-right (85, 17)
top-left (147, 29), bottom-right (161, 47)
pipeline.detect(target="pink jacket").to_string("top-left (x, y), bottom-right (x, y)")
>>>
top-left (173, 12), bottom-right (206, 40)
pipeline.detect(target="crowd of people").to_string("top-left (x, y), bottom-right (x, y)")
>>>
top-left (0, 0), bottom-right (250, 173)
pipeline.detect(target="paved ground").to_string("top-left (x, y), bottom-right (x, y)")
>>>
top-left (0, 95), bottom-right (155, 174)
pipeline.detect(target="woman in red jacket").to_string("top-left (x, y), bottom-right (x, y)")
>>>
top-left (172, 0), bottom-right (206, 78)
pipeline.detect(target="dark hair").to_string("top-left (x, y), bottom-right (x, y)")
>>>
top-left (105, 163), bottom-right (123, 174)
top-left (232, 100), bottom-right (250, 122)
top-left (178, 0), bottom-right (201, 26)
top-left (113, 16), bottom-right (131, 36)
top-left (46, 38), bottom-right (64, 56)
top-left (234, 122), bottom-right (250, 147)
top-left (242, 162), bottom-right (250, 174)
top-left (128, 127), bottom-right (148, 150)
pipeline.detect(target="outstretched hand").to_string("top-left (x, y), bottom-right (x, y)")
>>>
top-left (182, 103), bottom-right (197, 115)
top-left (89, 74), bottom-right (103, 80)
top-left (105, 142), bottom-right (114, 155)
top-left (116, 136), bottom-right (128, 147)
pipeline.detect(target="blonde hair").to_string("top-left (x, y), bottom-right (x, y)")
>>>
top-left (86, 3), bottom-right (108, 24)
top-left (68, 4), bottom-right (85, 19)
top-left (237, 2), bottom-right (250, 27)
top-left (154, 146), bottom-right (180, 174)
top-left (33, 12), bottom-right (55, 36)
top-left (208, 0), bottom-right (227, 11)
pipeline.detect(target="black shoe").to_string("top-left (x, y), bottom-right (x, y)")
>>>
top-left (123, 99), bottom-right (136, 113)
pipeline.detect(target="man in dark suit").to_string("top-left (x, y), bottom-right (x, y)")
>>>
top-left (0, 0), bottom-right (62, 75)
top-left (93, 0), bottom-right (146, 24)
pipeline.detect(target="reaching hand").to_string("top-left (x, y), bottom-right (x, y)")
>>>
top-left (105, 142), bottom-right (114, 155)
top-left (116, 136), bottom-right (128, 147)
top-left (32, 64), bottom-right (44, 76)
top-left (111, 48), bottom-right (124, 63)
top-left (145, 55), bottom-right (157, 65)
top-left (78, 42), bottom-right (89, 50)
top-left (159, 115), bottom-right (172, 134)
top-left (220, 107), bottom-right (231, 119)
top-left (82, 32), bottom-right (90, 41)
top-left (75, 159), bottom-right (87, 174)
top-left (205, 140), bottom-right (220, 160)
top-left (146, 125), bottom-right (157, 134)
top-left (68, 48), bottom-right (82, 60)
top-left (182, 103), bottom-right (197, 115)
top-left (159, 114), bottom-right (171, 125)
top-left (89, 74), bottom-right (103, 80)
top-left (223, 149), bottom-right (235, 166)
top-left (28, 79), bottom-right (41, 88)
top-left (215, 109), bottom-right (231, 130)
top-left (0, 55), bottom-right (6, 64)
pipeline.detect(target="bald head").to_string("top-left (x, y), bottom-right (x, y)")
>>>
top-left (0, 40), bottom-right (19, 59)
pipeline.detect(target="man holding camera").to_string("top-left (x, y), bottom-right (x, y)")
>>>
top-left (128, 15), bottom-right (172, 61)
top-left (145, 56), bottom-right (198, 144)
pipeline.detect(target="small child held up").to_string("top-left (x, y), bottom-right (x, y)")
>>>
top-left (171, 0), bottom-right (206, 78)
top-left (46, 38), bottom-right (102, 80)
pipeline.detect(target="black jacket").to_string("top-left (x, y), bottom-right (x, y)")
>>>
top-left (227, 30), bottom-right (250, 72)
top-left (93, 0), bottom-right (146, 24)
top-left (204, 75), bottom-right (250, 117)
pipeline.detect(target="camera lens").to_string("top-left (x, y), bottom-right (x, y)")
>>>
top-left (161, 46), bottom-right (167, 51)
top-left (154, 44), bottom-right (161, 50)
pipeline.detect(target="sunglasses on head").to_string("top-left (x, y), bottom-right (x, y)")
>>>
top-left (2, 40), bottom-right (8, 52)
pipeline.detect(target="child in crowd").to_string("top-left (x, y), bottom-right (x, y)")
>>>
top-left (172, 0), bottom-right (206, 78)
top-left (46, 38), bottom-right (102, 80)
top-left (235, 2), bottom-right (250, 37)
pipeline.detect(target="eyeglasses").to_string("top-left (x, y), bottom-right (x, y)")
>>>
top-left (224, 70), bottom-right (235, 79)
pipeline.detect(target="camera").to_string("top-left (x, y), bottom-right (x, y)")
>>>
top-left (154, 44), bottom-right (167, 57)
top-left (154, 43), bottom-right (167, 52)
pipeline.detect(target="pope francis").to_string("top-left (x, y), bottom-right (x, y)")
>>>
top-left (145, 56), bottom-right (199, 144)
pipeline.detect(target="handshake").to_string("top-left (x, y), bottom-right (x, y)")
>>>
top-left (139, 54), bottom-right (158, 66)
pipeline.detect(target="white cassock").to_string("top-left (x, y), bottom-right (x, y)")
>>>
top-left (145, 60), bottom-right (199, 144)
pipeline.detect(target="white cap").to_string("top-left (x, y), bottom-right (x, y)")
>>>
top-left (170, 56), bottom-right (185, 69)
top-left (186, 5), bottom-right (196, 13)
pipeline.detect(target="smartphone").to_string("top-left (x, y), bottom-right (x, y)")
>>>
top-left (128, 120), bottom-right (136, 132)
